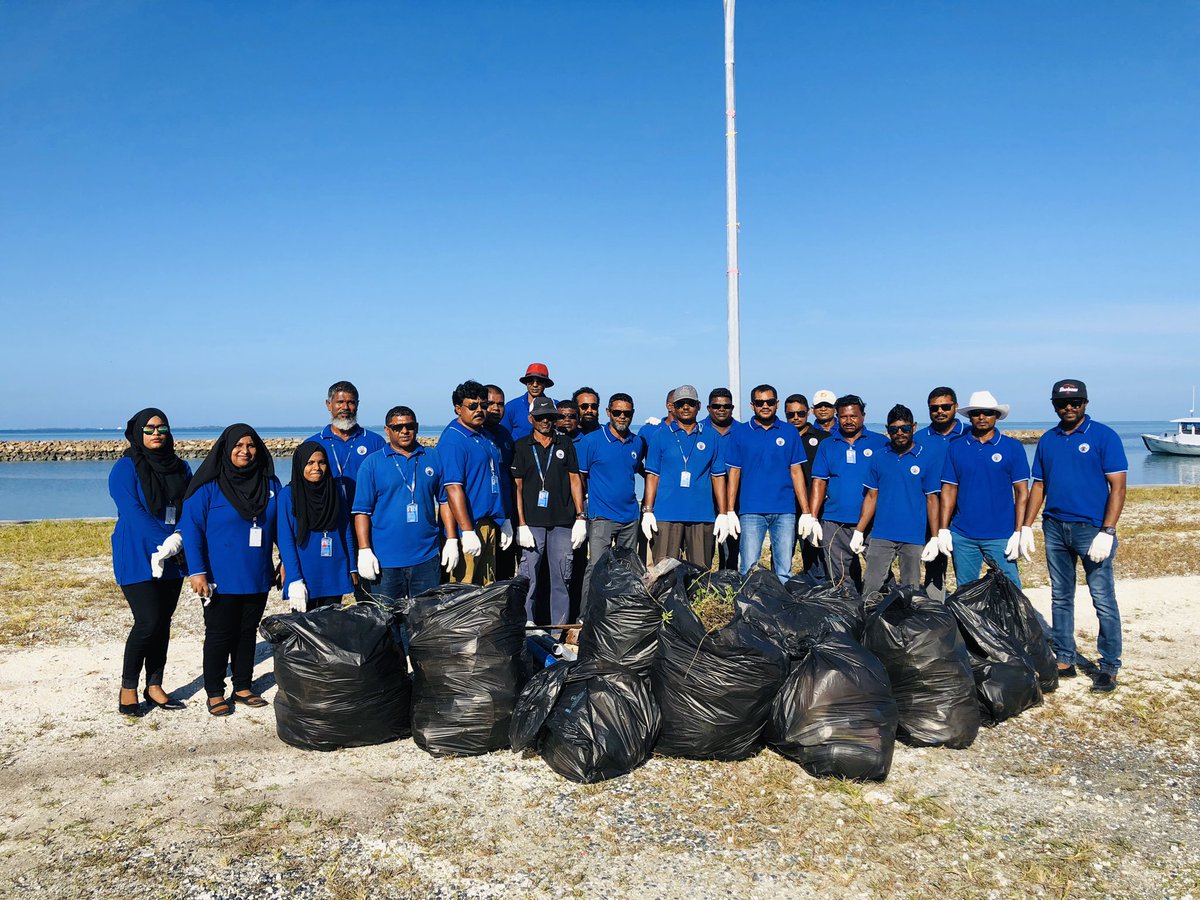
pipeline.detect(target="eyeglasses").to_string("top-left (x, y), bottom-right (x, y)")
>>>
top-left (1053, 399), bottom-right (1085, 409)
top-left (709, 403), bottom-right (733, 410)
top-left (388, 422), bottom-right (417, 432)
top-left (785, 410), bottom-right (807, 418)
top-left (969, 409), bottom-right (1000, 418)
top-left (751, 398), bottom-right (778, 407)
top-left (461, 401), bottom-right (485, 411)
top-left (558, 413), bottom-right (578, 420)
top-left (533, 415), bottom-right (559, 422)
top-left (673, 400), bottom-right (699, 409)
top-left (141, 425), bottom-right (170, 435)
top-left (610, 409), bottom-right (634, 418)
top-left (929, 403), bottom-right (955, 412)
top-left (886, 424), bottom-right (914, 434)
top-left (578, 403), bottom-right (599, 410)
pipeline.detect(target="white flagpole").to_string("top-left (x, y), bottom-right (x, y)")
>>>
top-left (723, 0), bottom-right (741, 410)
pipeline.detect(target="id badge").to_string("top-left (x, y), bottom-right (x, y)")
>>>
top-left (406, 502), bottom-right (419, 523)
top-left (164, 506), bottom-right (176, 526)
top-left (490, 472), bottom-right (500, 494)
top-left (249, 526), bottom-right (263, 548)
top-left (537, 489), bottom-right (550, 508)
top-left (845, 449), bottom-right (856, 465)
top-left (320, 534), bottom-right (333, 558)
top-left (679, 471), bottom-right (692, 489)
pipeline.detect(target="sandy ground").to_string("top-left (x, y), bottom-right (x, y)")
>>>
top-left (1, 576), bottom-right (1199, 898)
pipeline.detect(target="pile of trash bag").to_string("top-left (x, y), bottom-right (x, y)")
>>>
top-left (510, 659), bottom-right (661, 783)
top-left (767, 631), bottom-right (898, 781)
top-left (862, 585), bottom-right (980, 749)
top-left (576, 548), bottom-right (667, 675)
top-left (260, 603), bottom-right (411, 751)
top-left (406, 578), bottom-right (528, 757)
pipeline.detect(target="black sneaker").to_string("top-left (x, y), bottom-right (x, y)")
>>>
top-left (1057, 665), bottom-right (1077, 679)
top-left (1091, 672), bottom-right (1117, 693)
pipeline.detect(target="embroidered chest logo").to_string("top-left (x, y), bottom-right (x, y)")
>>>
top-left (1078, 443), bottom-right (1090, 454)
top-left (357, 445), bottom-right (368, 455)
top-left (808, 437), bottom-right (818, 446)
top-left (775, 437), bottom-right (786, 447)
top-left (555, 449), bottom-right (565, 459)
top-left (696, 442), bottom-right (706, 451)
top-left (991, 453), bottom-right (1003, 463)
top-left (424, 467), bottom-right (434, 477)
top-left (863, 448), bottom-right (873, 458)
top-left (910, 465), bottom-right (920, 475)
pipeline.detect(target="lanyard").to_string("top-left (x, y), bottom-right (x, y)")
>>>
top-left (532, 438), bottom-right (554, 489)
top-left (389, 452), bottom-right (418, 503)
top-left (671, 425), bottom-right (699, 472)
top-left (324, 432), bottom-right (360, 478)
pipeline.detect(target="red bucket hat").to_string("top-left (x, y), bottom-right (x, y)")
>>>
top-left (519, 363), bottom-right (554, 387)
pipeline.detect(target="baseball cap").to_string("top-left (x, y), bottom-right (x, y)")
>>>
top-left (530, 396), bottom-right (560, 417)
top-left (1051, 380), bottom-right (1088, 401)
top-left (812, 389), bottom-right (837, 407)
top-left (672, 384), bottom-right (700, 404)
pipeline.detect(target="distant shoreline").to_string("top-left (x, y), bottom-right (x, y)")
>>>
top-left (0, 436), bottom-right (439, 463)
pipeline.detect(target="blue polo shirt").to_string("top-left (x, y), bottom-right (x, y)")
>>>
top-left (305, 424), bottom-right (386, 503)
top-left (180, 477), bottom-right (282, 594)
top-left (811, 429), bottom-right (890, 524)
top-left (438, 419), bottom-right (507, 525)
top-left (1032, 416), bottom-right (1127, 527)
top-left (725, 417), bottom-right (806, 515)
top-left (277, 485), bottom-right (356, 599)
top-left (502, 394), bottom-right (555, 441)
top-left (109, 456), bottom-right (193, 585)
top-left (484, 423), bottom-right (517, 519)
top-left (915, 419), bottom-right (965, 483)
top-left (700, 415), bottom-right (741, 434)
top-left (578, 425), bottom-right (646, 522)
top-left (352, 445), bottom-right (448, 568)
top-left (863, 442), bottom-right (941, 545)
top-left (942, 430), bottom-right (1031, 540)
top-left (645, 421), bottom-right (726, 523)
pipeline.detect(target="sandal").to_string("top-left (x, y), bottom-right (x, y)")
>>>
top-left (207, 696), bottom-right (233, 717)
top-left (231, 691), bottom-right (268, 708)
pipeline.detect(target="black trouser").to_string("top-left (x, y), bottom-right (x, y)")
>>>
top-left (717, 533), bottom-right (740, 571)
top-left (306, 595), bottom-right (342, 612)
top-left (120, 578), bottom-right (183, 691)
top-left (202, 591), bottom-right (268, 697)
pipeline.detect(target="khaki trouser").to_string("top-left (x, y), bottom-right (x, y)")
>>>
top-left (450, 517), bottom-right (499, 586)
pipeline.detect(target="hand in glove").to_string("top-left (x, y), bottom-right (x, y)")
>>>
top-left (713, 514), bottom-right (729, 544)
top-left (798, 513), bottom-right (817, 539)
top-left (570, 519), bottom-right (588, 550)
top-left (440, 538), bottom-right (460, 573)
top-left (849, 530), bottom-right (865, 554)
top-left (921, 537), bottom-right (940, 562)
top-left (1019, 525), bottom-right (1036, 561)
top-left (937, 528), bottom-right (954, 557)
top-left (357, 548), bottom-right (381, 581)
top-left (1004, 530), bottom-right (1022, 562)
top-left (460, 530), bottom-right (482, 557)
top-left (287, 580), bottom-right (307, 613)
top-left (1087, 530), bottom-right (1115, 563)
top-left (725, 511), bottom-right (741, 538)
top-left (806, 519), bottom-right (824, 547)
top-left (641, 512), bottom-right (658, 542)
top-left (517, 524), bottom-right (536, 550)
top-left (498, 520), bottom-right (514, 551)
top-left (149, 532), bottom-right (184, 579)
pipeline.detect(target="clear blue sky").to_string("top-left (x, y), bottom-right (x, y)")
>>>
top-left (2, 1), bottom-right (1197, 430)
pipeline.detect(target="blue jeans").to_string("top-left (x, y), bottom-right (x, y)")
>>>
top-left (1043, 517), bottom-right (1121, 674)
top-left (373, 554), bottom-right (441, 607)
top-left (951, 530), bottom-right (1021, 589)
top-left (739, 513), bottom-right (796, 582)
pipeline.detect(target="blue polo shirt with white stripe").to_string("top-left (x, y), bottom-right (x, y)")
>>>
top-left (864, 442), bottom-right (942, 545)
top-left (438, 419), bottom-right (508, 525)
top-left (1032, 415), bottom-right (1128, 527)
top-left (914, 419), bottom-right (965, 486)
top-left (306, 424), bottom-right (386, 503)
top-left (725, 417), bottom-right (806, 515)
top-left (484, 423), bottom-right (517, 519)
top-left (942, 430), bottom-right (1031, 540)
top-left (811, 429), bottom-right (890, 524)
top-left (578, 425), bottom-right (646, 522)
top-left (352, 445), bottom-right (448, 568)
top-left (645, 421), bottom-right (726, 523)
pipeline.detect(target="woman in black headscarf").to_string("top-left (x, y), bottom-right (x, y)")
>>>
top-left (277, 441), bottom-right (357, 612)
top-left (180, 424), bottom-right (282, 716)
top-left (109, 408), bottom-right (193, 715)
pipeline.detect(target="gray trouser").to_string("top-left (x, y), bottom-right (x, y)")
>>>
top-left (655, 521), bottom-right (715, 569)
top-left (862, 537), bottom-right (922, 599)
top-left (518, 525), bottom-right (574, 630)
top-left (820, 520), bottom-right (864, 592)
top-left (582, 518), bottom-right (639, 610)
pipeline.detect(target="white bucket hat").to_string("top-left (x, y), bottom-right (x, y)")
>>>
top-left (958, 390), bottom-right (1010, 421)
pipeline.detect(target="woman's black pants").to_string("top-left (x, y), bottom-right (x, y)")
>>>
top-left (120, 578), bottom-right (183, 691)
top-left (202, 591), bottom-right (268, 697)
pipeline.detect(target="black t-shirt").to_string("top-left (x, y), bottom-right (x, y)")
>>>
top-left (511, 433), bottom-right (580, 528)
top-left (796, 425), bottom-right (829, 480)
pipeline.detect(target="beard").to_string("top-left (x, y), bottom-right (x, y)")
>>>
top-left (332, 414), bottom-right (357, 431)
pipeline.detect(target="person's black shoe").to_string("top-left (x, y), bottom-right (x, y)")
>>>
top-left (1091, 672), bottom-right (1117, 693)
top-left (118, 699), bottom-right (144, 716)
top-left (143, 689), bottom-right (186, 711)
top-left (1056, 665), bottom-right (1077, 679)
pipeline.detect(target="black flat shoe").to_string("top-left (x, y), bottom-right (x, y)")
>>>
top-left (1091, 672), bottom-right (1118, 693)
top-left (1056, 665), bottom-right (1077, 679)
top-left (118, 700), bottom-right (144, 716)
top-left (230, 691), bottom-right (268, 708)
top-left (207, 696), bottom-right (234, 717)
top-left (143, 689), bottom-right (186, 711)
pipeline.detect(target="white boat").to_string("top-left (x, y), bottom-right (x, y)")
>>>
top-left (1142, 418), bottom-right (1200, 456)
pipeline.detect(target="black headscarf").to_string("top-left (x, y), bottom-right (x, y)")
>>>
top-left (290, 439), bottom-right (340, 544)
top-left (123, 407), bottom-right (190, 517)
top-left (183, 423), bottom-right (275, 521)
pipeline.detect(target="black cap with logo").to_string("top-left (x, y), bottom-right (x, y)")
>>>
top-left (1051, 380), bottom-right (1088, 401)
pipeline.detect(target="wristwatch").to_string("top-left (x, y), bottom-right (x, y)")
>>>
top-left (1101, 526), bottom-right (1117, 536)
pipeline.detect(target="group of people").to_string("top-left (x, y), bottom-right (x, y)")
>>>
top-left (109, 368), bottom-right (1127, 718)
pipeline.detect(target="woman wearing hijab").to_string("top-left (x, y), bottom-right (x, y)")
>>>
top-left (109, 408), bottom-right (193, 716)
top-left (277, 442), bottom-right (357, 611)
top-left (180, 424), bottom-right (282, 716)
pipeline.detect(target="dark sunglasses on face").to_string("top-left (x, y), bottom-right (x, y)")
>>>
top-left (887, 424), bottom-right (914, 434)
top-left (461, 401), bottom-right (485, 411)
top-left (141, 425), bottom-right (171, 435)
top-left (709, 403), bottom-right (733, 410)
top-left (558, 413), bottom-right (578, 420)
top-left (969, 409), bottom-right (1000, 418)
top-left (929, 403), bottom-right (955, 412)
top-left (786, 410), bottom-right (807, 418)
top-left (610, 409), bottom-right (634, 418)
top-left (388, 422), bottom-right (418, 431)
top-left (533, 415), bottom-right (559, 422)
top-left (673, 400), bottom-right (699, 409)
top-left (578, 403), bottom-right (599, 410)
top-left (751, 398), bottom-right (778, 407)
top-left (1054, 399), bottom-right (1085, 409)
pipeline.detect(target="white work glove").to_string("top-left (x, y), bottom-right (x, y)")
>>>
top-left (1019, 525), bottom-right (1036, 562)
top-left (288, 580), bottom-right (307, 613)
top-left (937, 528), bottom-right (954, 557)
top-left (461, 530), bottom-right (482, 557)
top-left (644, 417), bottom-right (662, 427)
top-left (440, 538), bottom-right (460, 573)
top-left (798, 513), bottom-right (817, 540)
top-left (518, 524), bottom-right (536, 550)
top-left (849, 530), bottom-right (866, 554)
top-left (806, 519), bottom-right (824, 547)
top-left (725, 511), bottom-right (741, 538)
top-left (1004, 530), bottom-right (1022, 562)
top-left (570, 519), bottom-right (588, 550)
top-left (713, 514), bottom-right (729, 544)
top-left (641, 512), bottom-right (658, 541)
top-left (921, 537), bottom-right (940, 562)
top-left (1087, 530), bottom-right (1115, 563)
top-left (499, 520), bottom-right (514, 551)
top-left (149, 532), bottom-right (184, 579)
top-left (357, 548), bottom-right (381, 581)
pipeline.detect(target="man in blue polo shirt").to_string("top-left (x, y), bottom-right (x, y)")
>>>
top-left (725, 383), bottom-right (815, 582)
top-left (639, 389), bottom-right (676, 441)
top-left (811, 390), bottom-right (840, 435)
top-left (485, 384), bottom-right (518, 579)
top-left (938, 390), bottom-right (1030, 588)
top-left (440, 379), bottom-right (514, 585)
top-left (915, 385), bottom-right (965, 599)
top-left (578, 392), bottom-right (646, 605)
top-left (307, 380), bottom-right (386, 506)
top-left (1023, 379), bottom-right (1128, 692)
top-left (352, 406), bottom-right (458, 604)
top-left (809, 394), bottom-right (889, 590)
top-left (851, 404), bottom-right (941, 597)
top-left (702, 387), bottom-right (741, 570)
top-left (641, 385), bottom-right (730, 568)
top-left (502, 363), bottom-right (555, 441)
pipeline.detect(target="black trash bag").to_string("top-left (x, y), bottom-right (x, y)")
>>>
top-left (510, 659), bottom-right (661, 783)
top-left (406, 578), bottom-right (529, 757)
top-left (946, 590), bottom-right (1043, 725)
top-left (732, 567), bottom-right (842, 659)
top-left (259, 604), bottom-right (411, 751)
top-left (783, 575), bottom-right (867, 641)
top-left (576, 547), bottom-right (667, 675)
top-left (651, 571), bottom-right (790, 760)
top-left (767, 632), bottom-right (898, 781)
top-left (863, 585), bottom-right (980, 749)
top-left (947, 565), bottom-right (1059, 694)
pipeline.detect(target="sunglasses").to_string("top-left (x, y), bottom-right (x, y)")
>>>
top-left (1053, 399), bottom-right (1085, 409)
top-left (708, 403), bottom-right (733, 410)
top-left (929, 403), bottom-right (955, 412)
top-left (388, 422), bottom-right (418, 431)
top-left (886, 424), bottom-right (914, 434)
top-left (558, 413), bottom-right (578, 420)
top-left (578, 403), bottom-right (599, 410)
top-left (460, 401), bottom-right (485, 411)
top-left (785, 410), bottom-right (807, 418)
top-left (969, 409), bottom-right (1000, 418)
top-left (533, 414), bottom-right (559, 422)
top-left (751, 398), bottom-right (778, 407)
top-left (141, 425), bottom-right (171, 435)
top-left (610, 409), bottom-right (634, 418)
top-left (673, 400), bottom-right (699, 409)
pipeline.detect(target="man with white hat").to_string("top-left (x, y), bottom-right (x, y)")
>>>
top-left (1023, 379), bottom-right (1127, 693)
top-left (937, 390), bottom-right (1031, 588)
top-left (811, 389), bottom-right (840, 435)
top-left (502, 363), bottom-right (556, 442)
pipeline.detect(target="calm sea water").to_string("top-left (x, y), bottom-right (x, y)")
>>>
top-left (1, 421), bottom-right (1196, 521)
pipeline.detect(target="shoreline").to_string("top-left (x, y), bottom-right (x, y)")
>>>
top-left (0, 436), bottom-right (439, 462)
